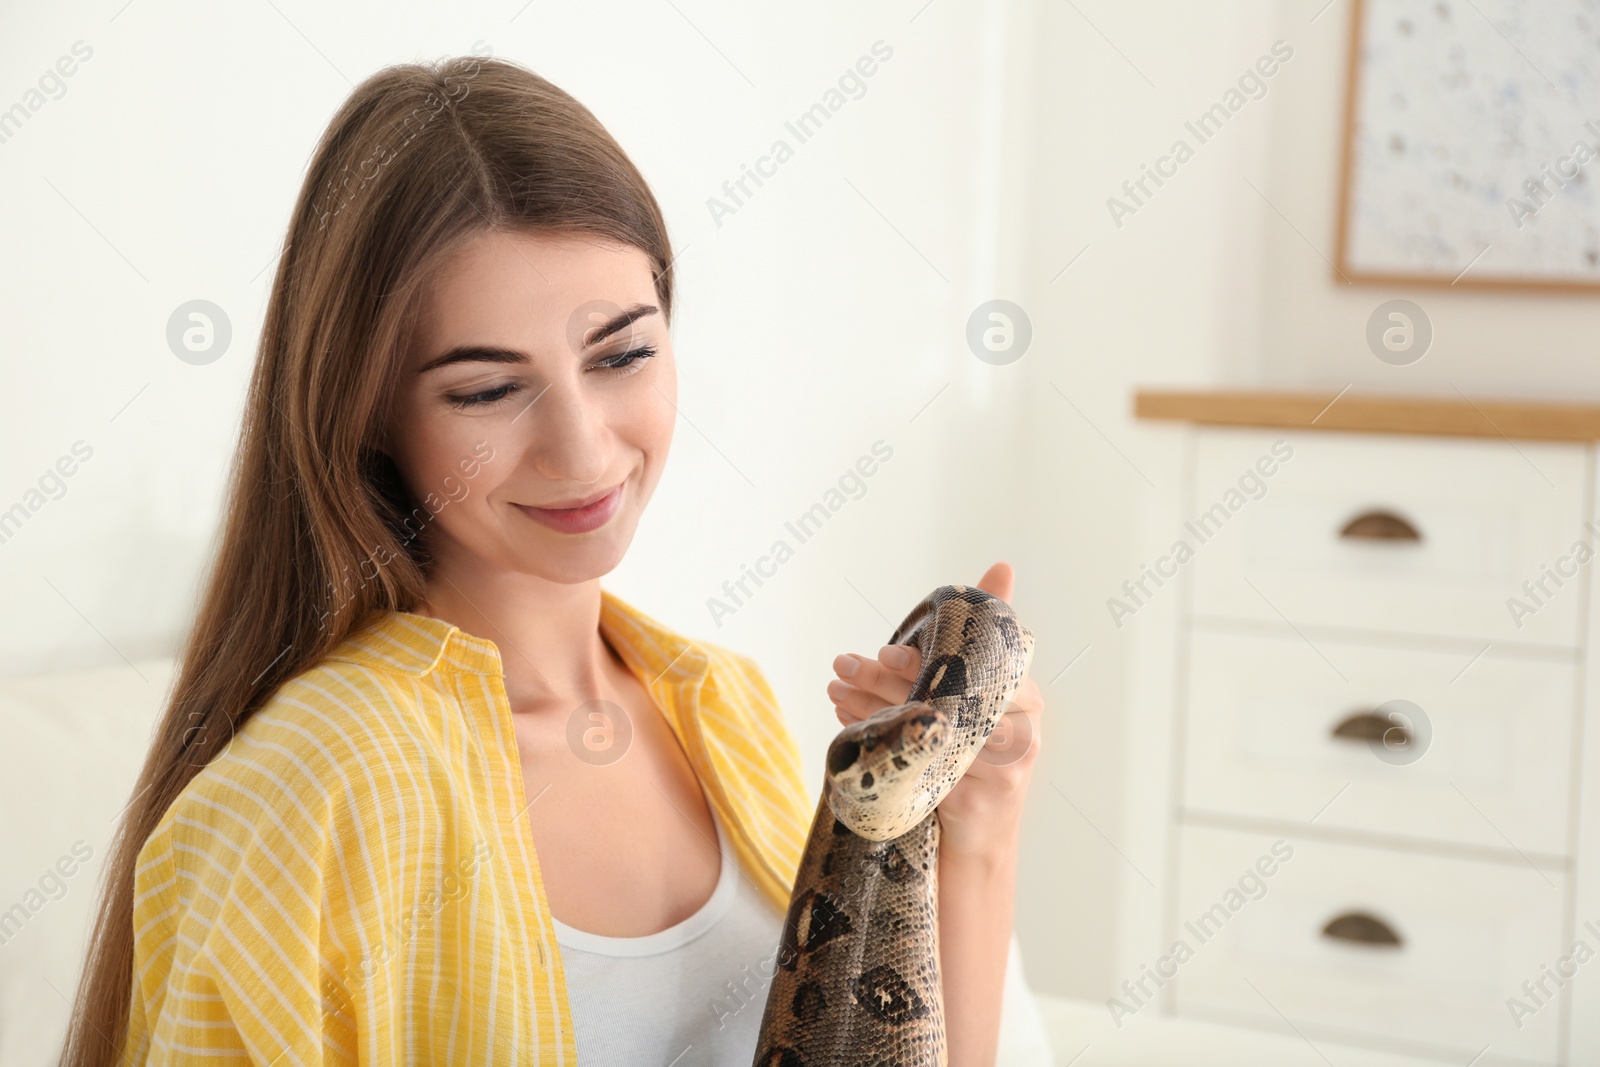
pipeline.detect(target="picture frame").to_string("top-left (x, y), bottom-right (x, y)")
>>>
top-left (1334, 0), bottom-right (1600, 292)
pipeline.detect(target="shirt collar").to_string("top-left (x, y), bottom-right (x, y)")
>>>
top-left (325, 587), bottom-right (712, 687)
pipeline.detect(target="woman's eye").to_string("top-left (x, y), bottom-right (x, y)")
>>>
top-left (447, 383), bottom-right (518, 408)
top-left (445, 346), bottom-right (656, 409)
top-left (591, 344), bottom-right (658, 373)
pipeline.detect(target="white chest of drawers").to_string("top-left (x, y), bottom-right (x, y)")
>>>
top-left (1120, 392), bottom-right (1600, 1067)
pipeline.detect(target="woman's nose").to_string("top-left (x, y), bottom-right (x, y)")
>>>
top-left (521, 378), bottom-right (608, 485)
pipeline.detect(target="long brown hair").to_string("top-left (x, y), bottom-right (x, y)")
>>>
top-left (61, 55), bottom-right (674, 1066)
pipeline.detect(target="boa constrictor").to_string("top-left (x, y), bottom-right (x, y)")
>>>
top-left (752, 584), bottom-right (1036, 1066)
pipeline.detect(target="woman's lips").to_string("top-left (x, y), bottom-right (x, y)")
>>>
top-left (514, 483), bottom-right (623, 534)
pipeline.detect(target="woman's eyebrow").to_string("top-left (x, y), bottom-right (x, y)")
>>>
top-left (581, 302), bottom-right (659, 346)
top-left (416, 345), bottom-right (529, 374)
top-left (415, 303), bottom-right (660, 374)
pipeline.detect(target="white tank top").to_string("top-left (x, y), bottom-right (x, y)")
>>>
top-left (551, 805), bottom-right (787, 1065)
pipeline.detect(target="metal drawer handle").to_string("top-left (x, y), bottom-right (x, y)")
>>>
top-left (1339, 509), bottom-right (1421, 542)
top-left (1322, 911), bottom-right (1403, 948)
top-left (1331, 711), bottom-right (1410, 749)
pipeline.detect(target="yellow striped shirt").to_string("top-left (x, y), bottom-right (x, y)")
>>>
top-left (126, 588), bottom-right (813, 1064)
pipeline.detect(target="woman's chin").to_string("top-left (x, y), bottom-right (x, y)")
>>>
top-left (515, 528), bottom-right (635, 584)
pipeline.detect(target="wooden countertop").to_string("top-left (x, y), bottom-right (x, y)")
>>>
top-left (1134, 389), bottom-right (1600, 442)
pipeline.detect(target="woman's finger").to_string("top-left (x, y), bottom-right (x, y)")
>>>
top-left (975, 561), bottom-right (1014, 603)
top-left (826, 679), bottom-right (888, 722)
top-left (876, 644), bottom-right (921, 680)
top-left (831, 648), bottom-right (918, 706)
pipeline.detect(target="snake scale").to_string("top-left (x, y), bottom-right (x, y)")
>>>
top-left (752, 584), bottom-right (1036, 1067)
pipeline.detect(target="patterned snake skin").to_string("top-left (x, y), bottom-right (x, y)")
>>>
top-left (752, 585), bottom-right (1036, 1066)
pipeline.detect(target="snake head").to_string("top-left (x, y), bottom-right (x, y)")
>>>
top-left (823, 700), bottom-right (949, 842)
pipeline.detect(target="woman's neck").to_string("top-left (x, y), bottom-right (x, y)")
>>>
top-left (415, 557), bottom-right (619, 712)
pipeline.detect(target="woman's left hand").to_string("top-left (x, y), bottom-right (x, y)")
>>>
top-left (826, 560), bottom-right (1043, 862)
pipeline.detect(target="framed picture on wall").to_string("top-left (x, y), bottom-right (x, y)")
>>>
top-left (1335, 0), bottom-right (1600, 291)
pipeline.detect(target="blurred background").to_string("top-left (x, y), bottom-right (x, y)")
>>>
top-left (5, 0), bottom-right (1600, 1063)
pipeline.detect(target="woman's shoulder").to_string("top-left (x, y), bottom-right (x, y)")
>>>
top-left (694, 639), bottom-right (811, 787)
top-left (135, 635), bottom-right (451, 882)
top-left (603, 588), bottom-right (781, 723)
top-left (220, 654), bottom-right (435, 788)
top-left (125, 645), bottom-right (462, 1058)
top-left (698, 639), bottom-right (784, 719)
top-left (236, 606), bottom-right (481, 767)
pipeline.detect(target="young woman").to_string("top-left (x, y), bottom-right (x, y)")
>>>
top-left (62, 55), bottom-right (1043, 1066)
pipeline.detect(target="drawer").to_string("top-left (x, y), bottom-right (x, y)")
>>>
top-left (1171, 825), bottom-right (1566, 1064)
top-left (1182, 628), bottom-right (1578, 857)
top-left (1186, 429), bottom-right (1591, 647)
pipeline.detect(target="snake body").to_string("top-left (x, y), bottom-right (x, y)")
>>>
top-left (752, 584), bottom-right (1035, 1066)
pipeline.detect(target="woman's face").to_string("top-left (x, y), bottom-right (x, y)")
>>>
top-left (385, 228), bottom-right (676, 587)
